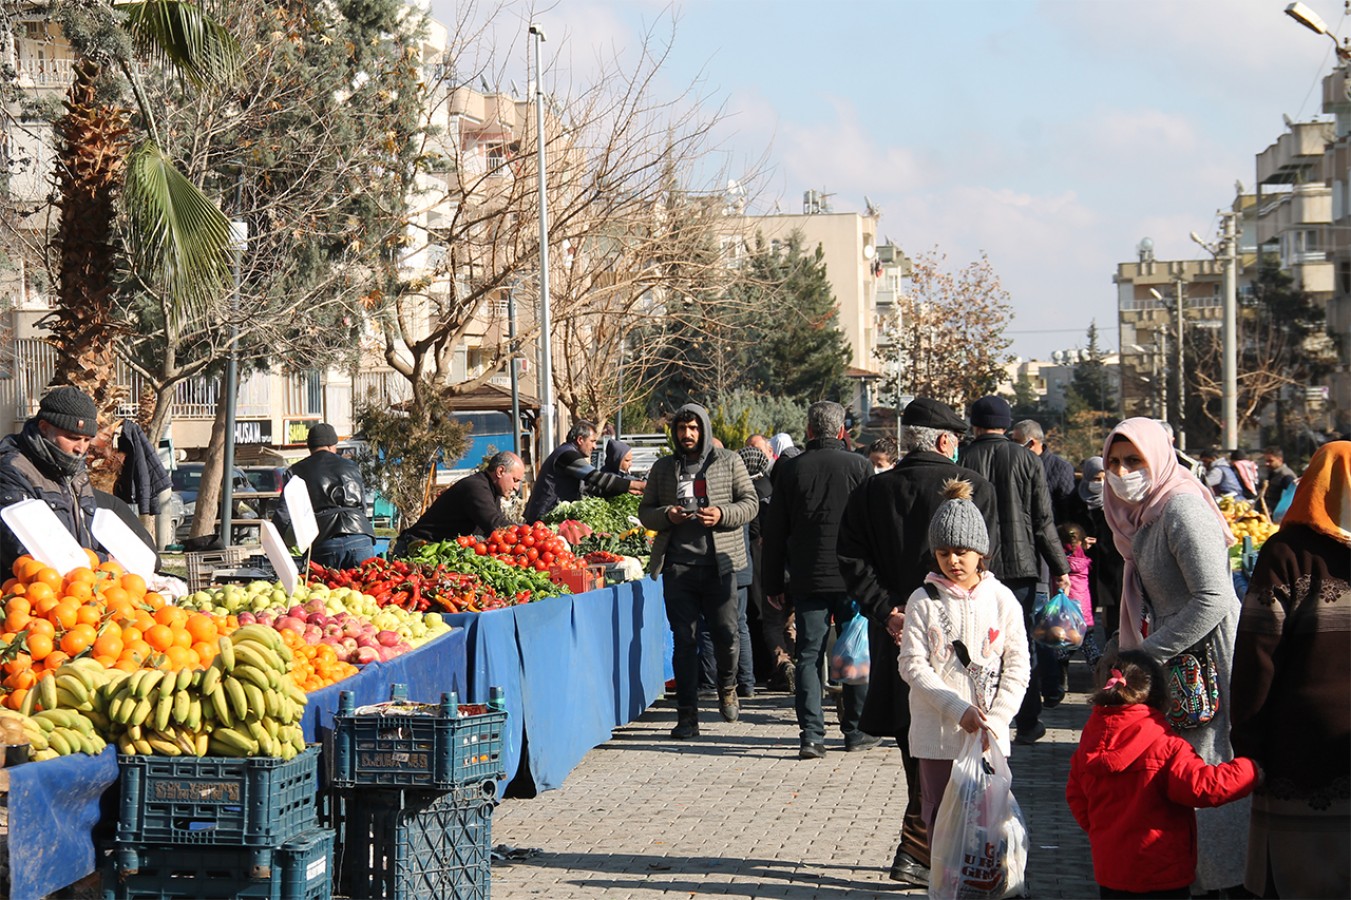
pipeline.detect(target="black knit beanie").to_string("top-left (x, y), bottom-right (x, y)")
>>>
top-left (307, 422), bottom-right (339, 450)
top-left (37, 386), bottom-right (99, 437)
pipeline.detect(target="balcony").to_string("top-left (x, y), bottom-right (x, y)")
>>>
top-left (1258, 122), bottom-right (1335, 185)
top-left (13, 56), bottom-right (73, 89)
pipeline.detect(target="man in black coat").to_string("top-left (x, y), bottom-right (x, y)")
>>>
top-left (762, 402), bottom-right (875, 759)
top-left (959, 397), bottom-right (1069, 742)
top-left (392, 451), bottom-right (525, 556)
top-left (278, 423), bottom-right (374, 568)
top-left (523, 420), bottom-right (644, 522)
top-left (837, 397), bottom-right (1000, 889)
top-left (1011, 419), bottom-right (1075, 523)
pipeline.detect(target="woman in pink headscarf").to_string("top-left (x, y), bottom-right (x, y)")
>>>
top-left (1101, 417), bottom-right (1244, 895)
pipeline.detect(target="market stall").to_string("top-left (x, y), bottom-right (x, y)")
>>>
top-left (448, 575), bottom-right (668, 796)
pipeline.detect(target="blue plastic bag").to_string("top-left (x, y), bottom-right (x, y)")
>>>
top-left (1271, 480), bottom-right (1297, 522)
top-left (1031, 591), bottom-right (1086, 651)
top-left (829, 606), bottom-right (871, 685)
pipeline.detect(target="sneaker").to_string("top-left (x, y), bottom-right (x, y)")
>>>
top-left (1014, 720), bottom-right (1047, 745)
top-left (888, 849), bottom-right (930, 887)
top-left (798, 741), bottom-right (826, 760)
top-left (845, 734), bottom-right (883, 752)
top-left (719, 689), bottom-right (740, 723)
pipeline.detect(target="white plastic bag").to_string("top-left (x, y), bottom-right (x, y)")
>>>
top-left (929, 732), bottom-right (1029, 900)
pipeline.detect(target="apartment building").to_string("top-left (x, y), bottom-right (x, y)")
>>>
top-left (1319, 65), bottom-right (1351, 415)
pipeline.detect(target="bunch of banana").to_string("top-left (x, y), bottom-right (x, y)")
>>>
top-left (0, 706), bottom-right (107, 761)
top-left (102, 625), bottom-right (308, 759)
top-left (20, 657), bottom-right (129, 732)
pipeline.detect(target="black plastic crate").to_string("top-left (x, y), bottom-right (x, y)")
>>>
top-left (101, 827), bottom-right (334, 899)
top-left (334, 781), bottom-right (494, 900)
top-left (331, 690), bottom-right (506, 789)
top-left (116, 747), bottom-right (320, 850)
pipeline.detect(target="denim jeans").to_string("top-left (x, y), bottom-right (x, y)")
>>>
top-left (663, 563), bottom-right (739, 708)
top-left (312, 534), bottom-right (375, 570)
top-left (698, 586), bottom-right (754, 691)
top-left (793, 592), bottom-right (868, 745)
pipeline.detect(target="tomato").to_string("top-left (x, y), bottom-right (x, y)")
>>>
top-left (474, 543), bottom-right (487, 556)
top-left (541, 551), bottom-right (554, 565)
top-left (523, 535), bottom-right (536, 548)
top-left (526, 548), bottom-right (539, 562)
top-left (503, 531), bottom-right (517, 545)
top-left (534, 560), bottom-right (548, 571)
top-left (457, 536), bottom-right (474, 547)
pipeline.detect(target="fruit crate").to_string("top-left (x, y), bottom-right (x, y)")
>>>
top-left (331, 689), bottom-right (506, 790)
top-left (184, 545), bottom-right (250, 591)
top-left (102, 827), bottom-right (335, 899)
top-left (333, 781), bottom-right (493, 900)
top-left (116, 746), bottom-right (320, 858)
top-left (547, 562), bottom-right (605, 594)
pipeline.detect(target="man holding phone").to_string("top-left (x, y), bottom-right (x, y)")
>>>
top-left (639, 403), bottom-right (760, 739)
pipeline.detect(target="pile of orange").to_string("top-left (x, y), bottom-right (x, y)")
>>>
top-left (278, 628), bottom-right (357, 693)
top-left (0, 552), bottom-right (239, 711)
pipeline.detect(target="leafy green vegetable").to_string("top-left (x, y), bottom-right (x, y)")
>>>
top-left (543, 494), bottom-right (640, 535)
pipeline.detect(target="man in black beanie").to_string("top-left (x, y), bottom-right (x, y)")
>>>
top-left (274, 423), bottom-right (375, 568)
top-left (0, 385), bottom-right (104, 574)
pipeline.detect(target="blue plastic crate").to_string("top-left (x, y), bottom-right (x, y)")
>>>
top-left (116, 747), bottom-right (320, 851)
top-left (332, 701), bottom-right (505, 789)
top-left (334, 781), bottom-right (493, 900)
top-left (101, 827), bottom-right (334, 899)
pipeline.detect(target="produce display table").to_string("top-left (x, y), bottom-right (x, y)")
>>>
top-left (1, 628), bottom-right (467, 900)
top-left (448, 575), bottom-right (668, 796)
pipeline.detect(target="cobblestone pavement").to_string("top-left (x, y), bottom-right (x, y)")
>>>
top-left (492, 662), bottom-right (1098, 899)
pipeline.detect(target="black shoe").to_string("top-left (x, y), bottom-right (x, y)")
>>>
top-left (846, 734), bottom-right (883, 752)
top-left (798, 742), bottom-right (826, 760)
top-left (736, 684), bottom-right (755, 698)
top-left (670, 708), bottom-right (699, 740)
top-left (888, 849), bottom-right (930, 887)
top-left (1043, 694), bottom-right (1063, 709)
top-left (697, 687), bottom-right (717, 700)
top-left (719, 689), bottom-right (740, 723)
top-left (1014, 720), bottom-right (1047, 745)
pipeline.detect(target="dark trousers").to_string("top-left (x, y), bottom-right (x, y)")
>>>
top-left (895, 735), bottom-right (930, 867)
top-left (793, 593), bottom-right (867, 744)
top-left (1007, 579), bottom-right (1044, 732)
top-left (312, 534), bottom-right (374, 569)
top-left (698, 586), bottom-right (754, 691)
top-left (663, 563), bottom-right (739, 708)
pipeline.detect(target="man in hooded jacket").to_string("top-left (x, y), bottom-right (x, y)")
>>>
top-left (0, 386), bottom-right (104, 574)
top-left (639, 404), bottom-right (760, 739)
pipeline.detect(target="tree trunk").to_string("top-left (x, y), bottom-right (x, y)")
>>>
top-left (190, 383), bottom-right (230, 540)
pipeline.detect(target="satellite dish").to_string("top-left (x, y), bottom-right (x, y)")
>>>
top-left (1283, 113), bottom-right (1295, 129)
top-left (863, 244), bottom-right (875, 260)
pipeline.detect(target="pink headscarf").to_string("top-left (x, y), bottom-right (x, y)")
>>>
top-left (1102, 418), bottom-right (1235, 649)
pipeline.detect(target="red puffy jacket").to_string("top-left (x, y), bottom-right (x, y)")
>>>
top-left (1065, 704), bottom-right (1258, 893)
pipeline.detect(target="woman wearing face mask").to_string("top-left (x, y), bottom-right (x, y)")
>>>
top-left (1065, 456), bottom-right (1124, 642)
top-left (1101, 417), bottom-right (1245, 896)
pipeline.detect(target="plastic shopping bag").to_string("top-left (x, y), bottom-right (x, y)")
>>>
top-left (1031, 591), bottom-right (1086, 651)
top-left (828, 605), bottom-right (870, 685)
top-left (929, 732), bottom-right (1029, 900)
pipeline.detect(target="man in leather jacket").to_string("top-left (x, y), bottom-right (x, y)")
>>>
top-left (280, 423), bottom-right (375, 568)
top-left (0, 386), bottom-right (103, 575)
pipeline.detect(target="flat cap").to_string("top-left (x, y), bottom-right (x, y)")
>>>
top-left (900, 397), bottom-right (968, 434)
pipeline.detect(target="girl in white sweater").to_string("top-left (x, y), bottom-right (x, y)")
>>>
top-left (898, 479), bottom-right (1031, 836)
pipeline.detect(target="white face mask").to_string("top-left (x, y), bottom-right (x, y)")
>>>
top-left (1087, 480), bottom-right (1104, 496)
top-left (1107, 469), bottom-right (1151, 503)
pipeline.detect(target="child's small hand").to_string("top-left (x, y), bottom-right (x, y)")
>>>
top-left (959, 706), bottom-right (986, 734)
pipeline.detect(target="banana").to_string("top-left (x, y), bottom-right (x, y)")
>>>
top-left (31, 715), bottom-right (56, 734)
top-left (247, 721), bottom-right (274, 756)
top-left (231, 664), bottom-right (271, 693)
top-left (117, 735), bottom-right (135, 755)
top-left (54, 687), bottom-right (89, 711)
top-left (240, 683), bottom-right (266, 722)
top-left (200, 664), bottom-right (222, 696)
top-left (126, 697), bottom-right (153, 728)
top-left (264, 718), bottom-right (280, 740)
top-left (34, 709), bottom-right (78, 729)
top-left (223, 677), bottom-right (248, 721)
top-left (264, 689), bottom-right (280, 720)
top-left (32, 748), bottom-right (58, 762)
top-left (86, 710), bottom-right (111, 732)
top-left (134, 670), bottom-right (165, 701)
top-left (232, 643), bottom-right (282, 676)
top-left (175, 668), bottom-right (194, 693)
top-left (284, 682), bottom-right (307, 708)
top-left (186, 698), bottom-right (202, 731)
top-left (207, 736), bottom-right (250, 758)
top-left (47, 730), bottom-right (72, 755)
top-left (26, 729), bottom-right (49, 751)
top-left (132, 738), bottom-right (154, 756)
top-left (125, 724), bottom-right (143, 742)
top-left (172, 689), bottom-right (191, 725)
top-left (211, 728), bottom-right (257, 756)
top-left (195, 731), bottom-right (209, 756)
top-left (232, 625), bottom-right (283, 653)
top-left (55, 672), bottom-right (91, 706)
top-left (209, 686), bottom-right (233, 727)
top-left (146, 737), bottom-right (181, 756)
top-left (153, 688), bottom-right (174, 732)
top-left (216, 636), bottom-right (235, 673)
top-left (37, 674), bottom-right (58, 712)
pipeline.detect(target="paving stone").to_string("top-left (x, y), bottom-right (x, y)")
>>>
top-left (492, 668), bottom-right (1098, 898)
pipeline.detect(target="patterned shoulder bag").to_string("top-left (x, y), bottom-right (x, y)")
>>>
top-left (924, 583), bottom-right (1000, 714)
top-left (1164, 642), bottom-right (1220, 730)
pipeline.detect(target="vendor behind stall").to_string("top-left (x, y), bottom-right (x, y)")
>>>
top-left (0, 386), bottom-right (104, 575)
top-left (275, 423), bottom-right (375, 568)
top-left (523, 421), bottom-right (645, 523)
top-left (391, 451), bottom-right (525, 556)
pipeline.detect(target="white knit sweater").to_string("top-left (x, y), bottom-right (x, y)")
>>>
top-left (897, 571), bottom-right (1030, 759)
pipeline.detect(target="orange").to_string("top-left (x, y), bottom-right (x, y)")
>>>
top-left (1, 578), bottom-right (18, 594)
top-left (63, 567), bottom-right (96, 588)
top-left (143, 592), bottom-right (165, 610)
top-left (119, 573), bottom-right (147, 597)
top-left (26, 618), bottom-right (54, 640)
top-left (3, 610), bottom-right (30, 633)
top-left (171, 626), bottom-right (192, 650)
top-left (185, 614), bottom-right (218, 644)
top-left (7, 688), bottom-right (27, 711)
top-left (191, 641), bottom-right (217, 663)
top-left (62, 581), bottom-right (93, 602)
top-left (48, 601), bottom-right (79, 630)
top-left (76, 603), bottom-right (103, 627)
top-left (2, 653), bottom-right (32, 676)
top-left (83, 548), bottom-right (100, 569)
top-left (92, 632), bottom-right (123, 660)
top-left (113, 658), bottom-right (140, 673)
top-left (154, 605), bottom-right (187, 628)
top-left (163, 645), bottom-right (194, 669)
top-left (23, 632), bottom-right (53, 662)
top-left (23, 582), bottom-right (55, 605)
top-left (92, 654), bottom-right (117, 668)
top-left (60, 623), bottom-right (97, 656)
top-left (145, 624), bottom-right (175, 652)
top-left (34, 567), bottom-right (62, 591)
top-left (121, 625), bottom-right (143, 645)
top-left (97, 560), bottom-right (125, 578)
top-left (11, 554), bottom-right (33, 577)
top-left (122, 640), bottom-right (151, 664)
top-left (101, 586), bottom-right (130, 606)
top-left (42, 650), bottom-right (69, 670)
top-left (5, 583), bottom-right (24, 596)
top-left (7, 669), bottom-right (36, 691)
top-left (5, 595), bottom-right (30, 616)
top-left (33, 595), bottom-right (61, 617)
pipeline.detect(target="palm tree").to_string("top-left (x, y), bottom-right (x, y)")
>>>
top-left (47, 0), bottom-right (239, 411)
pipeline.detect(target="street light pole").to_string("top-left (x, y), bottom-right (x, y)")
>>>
top-left (1175, 274), bottom-right (1186, 451)
top-left (220, 217), bottom-right (248, 547)
top-left (529, 23), bottom-right (555, 454)
top-left (1220, 210), bottom-right (1239, 448)
top-left (508, 285), bottom-right (520, 457)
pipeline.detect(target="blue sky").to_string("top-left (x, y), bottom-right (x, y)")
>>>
top-left (430, 0), bottom-right (1346, 360)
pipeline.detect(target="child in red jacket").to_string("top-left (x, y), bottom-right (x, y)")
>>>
top-left (1066, 651), bottom-right (1261, 899)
